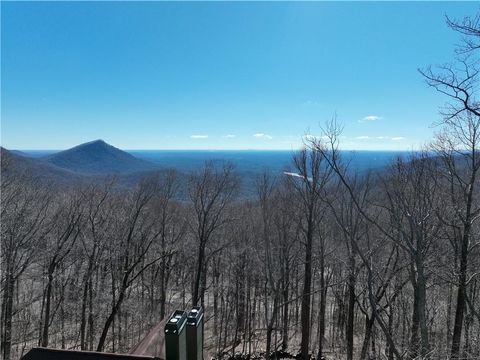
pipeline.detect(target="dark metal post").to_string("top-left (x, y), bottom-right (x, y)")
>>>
top-left (186, 306), bottom-right (204, 360)
top-left (165, 310), bottom-right (187, 360)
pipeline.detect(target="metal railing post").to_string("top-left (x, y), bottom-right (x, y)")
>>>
top-left (164, 310), bottom-right (187, 360)
top-left (186, 306), bottom-right (204, 360)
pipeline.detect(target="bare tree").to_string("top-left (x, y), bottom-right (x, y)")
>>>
top-left (329, 175), bottom-right (368, 360)
top-left (78, 180), bottom-right (115, 350)
top-left (310, 120), bottom-right (405, 359)
top-left (188, 162), bottom-right (239, 306)
top-left (447, 13), bottom-right (480, 53)
top-left (256, 173), bottom-right (282, 358)
top-left (420, 12), bottom-right (480, 359)
top-left (38, 191), bottom-right (83, 348)
top-left (273, 179), bottom-right (300, 352)
top-left (152, 170), bottom-right (185, 320)
top-left (0, 178), bottom-right (50, 360)
top-left (96, 178), bottom-right (162, 351)
top-left (290, 145), bottom-right (333, 360)
top-left (381, 155), bottom-right (441, 358)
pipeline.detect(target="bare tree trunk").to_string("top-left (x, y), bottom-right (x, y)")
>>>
top-left (97, 282), bottom-right (127, 351)
top-left (300, 223), bottom-right (313, 360)
top-left (360, 314), bottom-right (374, 360)
top-left (80, 256), bottom-right (96, 350)
top-left (451, 228), bottom-right (470, 359)
top-left (282, 262), bottom-right (290, 351)
top-left (88, 278), bottom-right (95, 351)
top-left (446, 282), bottom-right (453, 351)
top-left (159, 257), bottom-right (167, 320)
top-left (80, 278), bottom-right (89, 350)
top-left (41, 264), bottom-right (55, 347)
top-left (316, 252), bottom-right (327, 360)
top-left (346, 253), bottom-right (355, 360)
top-left (1, 271), bottom-right (14, 360)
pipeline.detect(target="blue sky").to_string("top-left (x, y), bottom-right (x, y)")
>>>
top-left (1, 1), bottom-right (477, 150)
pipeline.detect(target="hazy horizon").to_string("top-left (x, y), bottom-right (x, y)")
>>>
top-left (13, 145), bottom-right (414, 152)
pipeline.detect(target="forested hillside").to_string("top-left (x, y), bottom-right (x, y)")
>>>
top-left (1, 10), bottom-right (480, 360)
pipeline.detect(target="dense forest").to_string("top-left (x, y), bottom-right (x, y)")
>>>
top-left (1, 11), bottom-right (480, 360)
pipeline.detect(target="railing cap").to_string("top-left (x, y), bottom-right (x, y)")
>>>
top-left (186, 306), bottom-right (203, 327)
top-left (165, 310), bottom-right (187, 334)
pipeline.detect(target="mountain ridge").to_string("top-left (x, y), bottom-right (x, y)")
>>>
top-left (42, 139), bottom-right (158, 175)
top-left (1, 147), bottom-right (84, 187)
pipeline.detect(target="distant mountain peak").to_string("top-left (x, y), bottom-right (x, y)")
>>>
top-left (83, 139), bottom-right (107, 145)
top-left (70, 139), bottom-right (111, 150)
top-left (42, 140), bottom-right (157, 175)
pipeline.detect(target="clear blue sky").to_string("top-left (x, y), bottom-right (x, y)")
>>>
top-left (1, 1), bottom-right (477, 150)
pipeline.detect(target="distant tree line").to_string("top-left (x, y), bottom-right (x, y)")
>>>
top-left (1, 11), bottom-right (479, 360)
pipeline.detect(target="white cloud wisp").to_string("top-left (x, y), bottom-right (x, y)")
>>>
top-left (253, 133), bottom-right (273, 140)
top-left (190, 135), bottom-right (208, 139)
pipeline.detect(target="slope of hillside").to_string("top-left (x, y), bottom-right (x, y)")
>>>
top-left (1, 147), bottom-right (84, 187)
top-left (42, 140), bottom-right (157, 175)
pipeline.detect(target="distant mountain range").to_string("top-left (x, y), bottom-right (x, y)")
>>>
top-left (1, 140), bottom-right (162, 188)
top-left (1, 139), bottom-right (410, 194)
